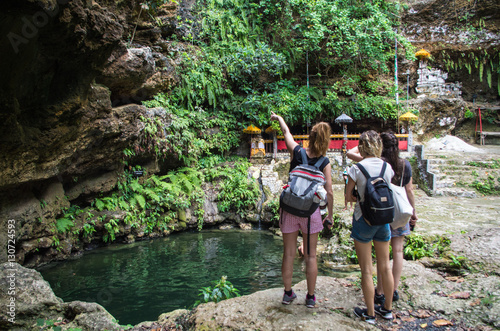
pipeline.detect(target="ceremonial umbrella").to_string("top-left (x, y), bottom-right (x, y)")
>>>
top-left (399, 112), bottom-right (418, 122)
top-left (243, 124), bottom-right (261, 134)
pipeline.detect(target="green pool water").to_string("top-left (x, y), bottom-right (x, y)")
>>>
top-left (39, 229), bottom-right (339, 326)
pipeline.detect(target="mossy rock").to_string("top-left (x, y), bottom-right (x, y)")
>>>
top-left (178, 210), bottom-right (187, 222)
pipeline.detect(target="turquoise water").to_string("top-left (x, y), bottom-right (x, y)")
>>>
top-left (39, 229), bottom-right (338, 326)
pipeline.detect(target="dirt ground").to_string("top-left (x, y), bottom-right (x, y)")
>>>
top-left (329, 142), bottom-right (500, 330)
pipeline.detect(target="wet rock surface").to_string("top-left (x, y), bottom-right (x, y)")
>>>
top-left (0, 262), bottom-right (122, 331)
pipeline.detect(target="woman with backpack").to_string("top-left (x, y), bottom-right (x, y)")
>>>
top-left (345, 130), bottom-right (394, 324)
top-left (270, 111), bottom-right (334, 308)
top-left (374, 131), bottom-right (418, 305)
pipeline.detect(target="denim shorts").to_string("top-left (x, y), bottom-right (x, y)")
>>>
top-left (350, 215), bottom-right (391, 243)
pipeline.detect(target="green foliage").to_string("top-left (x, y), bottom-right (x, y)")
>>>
top-left (403, 233), bottom-right (434, 260)
top-left (448, 254), bottom-right (467, 268)
top-left (116, 169), bottom-right (205, 233)
top-left (171, 51), bottom-right (230, 111)
top-left (195, 0), bottom-right (259, 47)
top-left (481, 291), bottom-right (497, 308)
top-left (349, 250), bottom-right (358, 264)
top-left (51, 236), bottom-right (61, 252)
top-left (141, 96), bottom-right (240, 165)
top-left (103, 219), bottom-right (120, 243)
top-left (464, 108), bottom-right (475, 119)
top-left (226, 42), bottom-right (288, 92)
top-left (214, 159), bottom-right (260, 217)
top-left (467, 159), bottom-right (500, 169)
top-left (268, 197), bottom-right (280, 225)
top-left (403, 233), bottom-right (462, 262)
top-left (195, 275), bottom-right (240, 305)
top-left (470, 175), bottom-right (500, 195)
top-left (442, 51), bottom-right (499, 96)
top-left (36, 318), bottom-right (82, 331)
top-left (139, 0), bottom-right (416, 148)
top-left (55, 217), bottom-right (74, 233)
top-left (82, 223), bottom-right (96, 238)
top-left (55, 205), bottom-right (82, 233)
top-left (144, 0), bottom-right (172, 11)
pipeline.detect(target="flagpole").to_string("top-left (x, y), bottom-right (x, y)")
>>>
top-left (395, 36), bottom-right (399, 132)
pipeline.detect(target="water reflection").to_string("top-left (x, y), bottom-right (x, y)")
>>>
top-left (39, 229), bottom-right (338, 326)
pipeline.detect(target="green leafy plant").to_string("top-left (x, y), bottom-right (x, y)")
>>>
top-left (470, 174), bottom-right (500, 195)
top-left (464, 108), bottom-right (475, 119)
top-left (103, 219), bottom-right (120, 243)
top-left (403, 233), bottom-right (434, 260)
top-left (448, 254), bottom-right (467, 268)
top-left (216, 159), bottom-right (260, 217)
top-left (481, 291), bottom-right (497, 308)
top-left (82, 223), bottom-right (96, 239)
top-left (196, 275), bottom-right (240, 305)
top-left (55, 205), bottom-right (82, 233)
top-left (467, 159), bottom-right (500, 169)
top-left (51, 236), bottom-right (61, 252)
top-left (36, 318), bottom-right (82, 331)
top-left (226, 42), bottom-right (288, 92)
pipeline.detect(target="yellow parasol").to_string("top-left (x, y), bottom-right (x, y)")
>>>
top-left (399, 111), bottom-right (419, 122)
top-left (243, 124), bottom-right (262, 134)
top-left (415, 48), bottom-right (431, 60)
top-left (265, 126), bottom-right (276, 134)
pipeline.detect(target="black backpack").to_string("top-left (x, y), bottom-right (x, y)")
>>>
top-left (356, 162), bottom-right (394, 226)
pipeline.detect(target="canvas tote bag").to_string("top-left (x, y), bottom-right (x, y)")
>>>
top-left (390, 162), bottom-right (413, 229)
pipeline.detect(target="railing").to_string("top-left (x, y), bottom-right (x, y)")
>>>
top-left (262, 133), bottom-right (409, 158)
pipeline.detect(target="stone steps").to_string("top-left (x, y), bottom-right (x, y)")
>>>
top-left (424, 153), bottom-right (499, 197)
top-left (434, 187), bottom-right (478, 198)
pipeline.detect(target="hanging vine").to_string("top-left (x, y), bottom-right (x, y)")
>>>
top-left (441, 50), bottom-right (500, 95)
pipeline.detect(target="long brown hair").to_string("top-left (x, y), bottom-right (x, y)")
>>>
top-left (380, 131), bottom-right (403, 184)
top-left (309, 122), bottom-right (331, 156)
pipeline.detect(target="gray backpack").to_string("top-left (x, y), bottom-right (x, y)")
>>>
top-left (280, 148), bottom-right (326, 253)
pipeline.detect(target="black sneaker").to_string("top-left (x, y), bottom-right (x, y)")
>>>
top-left (374, 291), bottom-right (385, 305)
top-left (393, 290), bottom-right (399, 302)
top-left (374, 305), bottom-right (393, 320)
top-left (305, 294), bottom-right (316, 308)
top-left (282, 290), bottom-right (297, 305)
top-left (354, 307), bottom-right (376, 324)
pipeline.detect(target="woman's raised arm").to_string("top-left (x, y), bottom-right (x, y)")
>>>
top-left (270, 112), bottom-right (298, 155)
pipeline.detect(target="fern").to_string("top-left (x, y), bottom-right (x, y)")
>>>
top-left (119, 200), bottom-right (130, 211)
top-left (95, 198), bottom-right (105, 211)
top-left (134, 194), bottom-right (147, 210)
top-left (129, 179), bottom-right (142, 193)
top-left (56, 217), bottom-right (74, 233)
top-left (144, 188), bottom-right (160, 202)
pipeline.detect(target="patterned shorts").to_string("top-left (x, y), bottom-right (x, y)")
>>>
top-left (390, 222), bottom-right (411, 238)
top-left (279, 208), bottom-right (323, 234)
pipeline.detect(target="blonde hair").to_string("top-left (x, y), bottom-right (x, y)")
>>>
top-left (309, 122), bottom-right (331, 156)
top-left (358, 130), bottom-right (382, 158)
